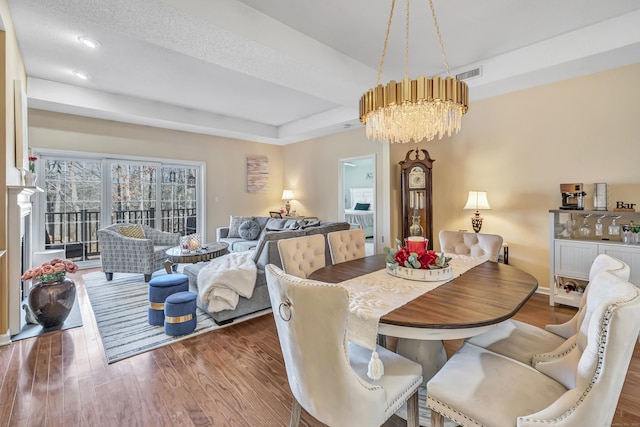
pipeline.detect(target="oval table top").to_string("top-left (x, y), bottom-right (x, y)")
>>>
top-left (165, 241), bottom-right (229, 264)
top-left (308, 254), bottom-right (538, 336)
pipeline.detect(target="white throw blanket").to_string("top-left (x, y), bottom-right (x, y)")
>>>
top-left (197, 251), bottom-right (257, 313)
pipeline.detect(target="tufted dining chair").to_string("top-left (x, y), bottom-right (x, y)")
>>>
top-left (427, 270), bottom-right (640, 427)
top-left (277, 234), bottom-right (326, 279)
top-left (438, 230), bottom-right (503, 262)
top-left (265, 264), bottom-right (422, 427)
top-left (545, 253), bottom-right (631, 338)
top-left (327, 228), bottom-right (366, 265)
top-left (466, 254), bottom-right (630, 365)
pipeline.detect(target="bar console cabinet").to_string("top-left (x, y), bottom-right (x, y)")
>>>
top-left (549, 209), bottom-right (640, 307)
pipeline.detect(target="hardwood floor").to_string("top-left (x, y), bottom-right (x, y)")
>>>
top-left (1, 268), bottom-right (639, 426)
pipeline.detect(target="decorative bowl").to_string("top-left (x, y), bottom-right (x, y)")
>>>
top-left (386, 264), bottom-right (453, 282)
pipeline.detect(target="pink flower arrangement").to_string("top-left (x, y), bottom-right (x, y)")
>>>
top-left (21, 258), bottom-right (78, 282)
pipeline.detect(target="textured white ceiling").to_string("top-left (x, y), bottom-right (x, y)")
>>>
top-left (7, 0), bottom-right (640, 144)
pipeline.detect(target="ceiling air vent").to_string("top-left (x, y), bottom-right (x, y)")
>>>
top-left (456, 66), bottom-right (482, 81)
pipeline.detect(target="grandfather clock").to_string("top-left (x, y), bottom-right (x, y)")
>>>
top-left (400, 149), bottom-right (434, 249)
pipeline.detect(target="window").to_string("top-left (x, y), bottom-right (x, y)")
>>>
top-left (36, 152), bottom-right (203, 266)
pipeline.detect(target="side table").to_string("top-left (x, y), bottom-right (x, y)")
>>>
top-left (164, 242), bottom-right (229, 273)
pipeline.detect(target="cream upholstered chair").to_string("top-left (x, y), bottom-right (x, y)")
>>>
top-left (277, 234), bottom-right (326, 279)
top-left (438, 230), bottom-right (503, 262)
top-left (327, 228), bottom-right (366, 264)
top-left (265, 264), bottom-right (422, 427)
top-left (546, 253), bottom-right (631, 338)
top-left (427, 270), bottom-right (640, 427)
top-left (466, 254), bottom-right (630, 365)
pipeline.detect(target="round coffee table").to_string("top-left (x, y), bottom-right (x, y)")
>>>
top-left (164, 242), bottom-right (229, 273)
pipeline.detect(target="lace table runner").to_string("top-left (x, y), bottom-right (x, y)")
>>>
top-left (341, 256), bottom-right (487, 354)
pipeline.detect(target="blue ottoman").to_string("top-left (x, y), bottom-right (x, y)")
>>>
top-left (148, 274), bottom-right (189, 325)
top-left (164, 291), bottom-right (197, 336)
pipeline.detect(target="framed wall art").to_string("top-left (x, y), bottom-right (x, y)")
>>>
top-left (247, 155), bottom-right (268, 193)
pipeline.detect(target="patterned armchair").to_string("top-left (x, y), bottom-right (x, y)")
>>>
top-left (98, 223), bottom-right (180, 282)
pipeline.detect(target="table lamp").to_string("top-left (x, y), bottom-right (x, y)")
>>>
top-left (282, 189), bottom-right (294, 216)
top-left (463, 191), bottom-right (491, 233)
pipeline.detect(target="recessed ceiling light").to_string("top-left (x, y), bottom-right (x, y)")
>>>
top-left (77, 36), bottom-right (101, 49)
top-left (72, 70), bottom-right (92, 80)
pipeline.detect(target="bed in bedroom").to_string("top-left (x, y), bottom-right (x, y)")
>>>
top-left (345, 187), bottom-right (374, 238)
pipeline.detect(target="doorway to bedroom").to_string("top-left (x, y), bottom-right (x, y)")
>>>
top-left (339, 155), bottom-right (376, 256)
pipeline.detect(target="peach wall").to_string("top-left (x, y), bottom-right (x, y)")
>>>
top-left (388, 62), bottom-right (640, 289)
top-left (282, 130), bottom-right (387, 248)
top-left (27, 110), bottom-right (285, 243)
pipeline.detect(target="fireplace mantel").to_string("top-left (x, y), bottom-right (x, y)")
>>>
top-left (6, 185), bottom-right (43, 339)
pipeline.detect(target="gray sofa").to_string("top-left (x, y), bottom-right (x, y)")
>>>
top-left (184, 217), bottom-right (350, 324)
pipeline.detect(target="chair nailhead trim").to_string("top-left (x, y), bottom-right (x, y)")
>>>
top-left (519, 292), bottom-right (639, 424)
top-left (427, 396), bottom-right (485, 426)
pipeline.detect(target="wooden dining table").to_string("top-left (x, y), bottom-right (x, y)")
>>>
top-left (308, 253), bottom-right (538, 380)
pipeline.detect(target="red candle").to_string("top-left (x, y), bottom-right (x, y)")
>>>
top-left (406, 236), bottom-right (427, 255)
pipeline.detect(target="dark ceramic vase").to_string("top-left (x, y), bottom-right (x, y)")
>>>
top-left (28, 277), bottom-right (76, 328)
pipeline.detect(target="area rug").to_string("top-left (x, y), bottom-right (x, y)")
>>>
top-left (83, 271), bottom-right (270, 364)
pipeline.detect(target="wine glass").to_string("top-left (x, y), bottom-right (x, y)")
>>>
top-left (608, 216), bottom-right (621, 236)
top-left (579, 215), bottom-right (591, 237)
top-left (595, 215), bottom-right (604, 237)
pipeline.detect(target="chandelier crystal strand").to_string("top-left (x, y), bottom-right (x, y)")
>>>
top-left (359, 0), bottom-right (468, 143)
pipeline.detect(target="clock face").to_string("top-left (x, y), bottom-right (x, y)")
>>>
top-left (409, 167), bottom-right (425, 189)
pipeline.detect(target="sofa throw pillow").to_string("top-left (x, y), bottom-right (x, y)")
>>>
top-left (228, 216), bottom-right (256, 238)
top-left (286, 219), bottom-right (307, 230)
top-left (301, 219), bottom-right (321, 229)
top-left (265, 218), bottom-right (288, 231)
top-left (239, 219), bottom-right (261, 240)
top-left (354, 202), bottom-right (371, 211)
top-left (120, 224), bottom-right (146, 239)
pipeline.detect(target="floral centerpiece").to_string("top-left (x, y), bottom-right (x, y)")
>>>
top-left (385, 238), bottom-right (451, 270)
top-left (21, 258), bottom-right (78, 283)
top-left (384, 239), bottom-right (453, 281)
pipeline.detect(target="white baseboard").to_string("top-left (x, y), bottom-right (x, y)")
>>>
top-left (536, 287), bottom-right (550, 296)
top-left (0, 329), bottom-right (12, 346)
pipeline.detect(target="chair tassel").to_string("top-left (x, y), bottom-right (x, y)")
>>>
top-left (367, 351), bottom-right (384, 380)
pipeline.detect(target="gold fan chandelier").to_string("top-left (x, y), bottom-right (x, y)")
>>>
top-left (359, 0), bottom-right (469, 143)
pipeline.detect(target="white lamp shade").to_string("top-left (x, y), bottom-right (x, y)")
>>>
top-left (282, 189), bottom-right (294, 201)
top-left (464, 191), bottom-right (491, 210)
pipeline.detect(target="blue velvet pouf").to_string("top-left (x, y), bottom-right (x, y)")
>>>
top-left (148, 274), bottom-right (189, 326)
top-left (164, 291), bottom-right (197, 336)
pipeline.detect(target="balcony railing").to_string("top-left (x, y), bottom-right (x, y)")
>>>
top-left (45, 208), bottom-right (197, 262)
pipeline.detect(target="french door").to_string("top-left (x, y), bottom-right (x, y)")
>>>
top-left (36, 153), bottom-right (203, 265)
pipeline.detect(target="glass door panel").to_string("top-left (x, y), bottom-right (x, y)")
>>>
top-left (161, 166), bottom-right (198, 234)
top-left (110, 162), bottom-right (159, 226)
top-left (43, 158), bottom-right (102, 262)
